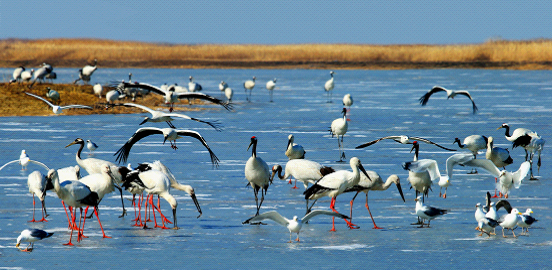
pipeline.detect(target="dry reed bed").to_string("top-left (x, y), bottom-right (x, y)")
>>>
top-left (0, 83), bottom-right (206, 117)
top-left (0, 39), bottom-right (550, 69)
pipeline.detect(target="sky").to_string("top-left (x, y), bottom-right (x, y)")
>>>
top-left (1, 1), bottom-right (551, 45)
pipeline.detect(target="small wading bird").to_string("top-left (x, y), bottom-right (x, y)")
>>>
top-left (303, 157), bottom-right (371, 231)
top-left (123, 103), bottom-right (222, 130)
top-left (16, 229), bottom-right (54, 252)
top-left (114, 127), bottom-right (219, 166)
top-left (244, 136), bottom-right (271, 218)
top-left (25, 92), bottom-right (92, 115)
top-left (517, 208), bottom-right (538, 236)
top-left (324, 71), bottom-right (335, 103)
top-left (114, 81), bottom-right (232, 112)
top-left (243, 210), bottom-right (349, 243)
top-left (476, 217), bottom-right (500, 237)
top-left (414, 196), bottom-right (447, 228)
top-left (419, 86), bottom-right (478, 114)
top-left (244, 76), bottom-right (256, 102)
top-left (86, 140), bottom-right (98, 154)
top-left (499, 208), bottom-right (522, 238)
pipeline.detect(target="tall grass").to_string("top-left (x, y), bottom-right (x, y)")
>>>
top-left (0, 38), bottom-right (550, 69)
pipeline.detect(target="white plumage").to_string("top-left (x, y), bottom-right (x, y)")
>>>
top-left (245, 136), bottom-right (271, 216)
top-left (462, 159), bottom-right (530, 197)
top-left (93, 83), bottom-right (103, 98)
top-left (188, 76), bottom-right (202, 92)
top-left (414, 196), bottom-right (447, 227)
top-left (266, 78), bottom-right (276, 102)
top-left (330, 108), bottom-right (348, 162)
top-left (243, 76), bottom-right (256, 101)
top-left (324, 71), bottom-right (335, 103)
top-left (485, 136), bottom-right (513, 168)
top-left (499, 208), bottom-right (522, 238)
top-left (285, 134), bottom-right (305, 160)
top-left (16, 229), bottom-right (54, 252)
top-left (25, 92), bottom-right (92, 115)
top-left (419, 86), bottom-right (478, 114)
top-left (244, 210), bottom-right (349, 242)
top-left (10, 66), bottom-right (25, 83)
top-left (123, 102), bottom-right (222, 130)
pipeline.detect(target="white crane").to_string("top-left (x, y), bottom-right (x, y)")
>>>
top-left (26, 171), bottom-right (51, 222)
top-left (330, 108), bottom-right (348, 162)
top-left (344, 172), bottom-right (405, 229)
top-left (224, 87), bottom-right (233, 104)
top-left (303, 157), bottom-right (370, 231)
top-left (419, 86), bottom-right (478, 114)
top-left (219, 81), bottom-right (228, 91)
top-left (245, 136), bottom-right (271, 217)
top-left (342, 93), bottom-right (353, 109)
top-left (114, 81), bottom-right (232, 112)
top-left (16, 229), bottom-right (54, 252)
top-left (356, 135), bottom-right (457, 151)
top-left (21, 69), bottom-right (34, 83)
top-left (243, 210), bottom-right (349, 243)
top-left (414, 196), bottom-right (447, 228)
top-left (271, 159), bottom-right (334, 211)
top-left (243, 76), bottom-right (256, 102)
top-left (29, 65), bottom-right (50, 87)
top-left (324, 71), bottom-right (335, 103)
top-left (497, 123), bottom-right (545, 179)
top-left (25, 92), bottom-right (92, 115)
top-left (9, 66), bottom-right (25, 83)
top-left (485, 136), bottom-right (513, 169)
top-left (401, 153), bottom-right (475, 198)
top-left (92, 83), bottom-right (103, 98)
top-left (113, 127), bottom-right (219, 166)
top-left (82, 59), bottom-right (98, 77)
top-left (266, 78), bottom-right (276, 102)
top-left (285, 134), bottom-right (305, 160)
top-left (404, 141), bottom-right (432, 225)
top-left (123, 102), bottom-right (222, 130)
top-left (188, 76), bottom-right (202, 92)
top-left (73, 68), bottom-right (92, 85)
top-left (454, 135), bottom-right (487, 173)
top-left (47, 169), bottom-right (109, 245)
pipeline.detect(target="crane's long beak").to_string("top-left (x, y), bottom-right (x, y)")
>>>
top-left (410, 143), bottom-right (416, 153)
top-left (286, 139), bottom-right (292, 151)
top-left (139, 118), bottom-right (148, 125)
top-left (65, 141), bottom-right (77, 148)
top-left (247, 141), bottom-right (253, 151)
top-left (358, 164), bottom-right (371, 181)
top-left (163, 136), bottom-right (168, 145)
top-left (496, 126), bottom-right (502, 130)
top-left (191, 193), bottom-right (202, 218)
top-left (396, 182), bottom-right (405, 202)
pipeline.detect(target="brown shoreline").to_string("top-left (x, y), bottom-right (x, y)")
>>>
top-left (1, 38), bottom-right (550, 70)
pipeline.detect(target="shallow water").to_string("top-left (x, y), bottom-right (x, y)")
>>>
top-left (0, 68), bottom-right (551, 269)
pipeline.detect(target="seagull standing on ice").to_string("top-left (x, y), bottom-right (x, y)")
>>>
top-left (16, 229), bottom-right (54, 252)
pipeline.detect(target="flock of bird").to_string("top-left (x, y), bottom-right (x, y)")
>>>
top-left (3, 64), bottom-right (546, 250)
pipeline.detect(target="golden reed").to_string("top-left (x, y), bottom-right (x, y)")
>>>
top-left (0, 38), bottom-right (550, 70)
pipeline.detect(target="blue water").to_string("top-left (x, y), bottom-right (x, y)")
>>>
top-left (0, 68), bottom-right (551, 269)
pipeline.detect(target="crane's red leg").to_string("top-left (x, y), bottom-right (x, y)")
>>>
top-left (38, 200), bottom-right (48, 222)
top-left (63, 208), bottom-right (77, 246)
top-left (155, 196), bottom-right (172, 224)
top-left (94, 206), bottom-right (111, 238)
top-left (330, 197), bottom-right (358, 229)
top-left (28, 194), bottom-right (37, 222)
top-left (491, 178), bottom-right (499, 198)
top-left (365, 194), bottom-right (383, 229)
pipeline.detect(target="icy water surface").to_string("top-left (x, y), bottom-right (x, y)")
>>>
top-left (0, 69), bottom-right (551, 269)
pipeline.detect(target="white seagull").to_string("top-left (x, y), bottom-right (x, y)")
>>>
top-left (356, 135), bottom-right (457, 151)
top-left (243, 210), bottom-right (349, 242)
top-left (517, 208), bottom-right (538, 235)
top-left (114, 127), bottom-right (219, 166)
top-left (285, 134), bottom-right (305, 160)
top-left (303, 157), bottom-right (370, 231)
top-left (476, 217), bottom-right (500, 237)
top-left (25, 92), bottom-right (92, 115)
top-left (324, 71), bottom-right (335, 103)
top-left (114, 81), bottom-right (232, 112)
top-left (499, 208), bottom-right (522, 238)
top-left (461, 159), bottom-right (530, 198)
top-left (16, 229), bottom-right (54, 252)
top-left (123, 102), bottom-right (222, 130)
top-left (86, 140), bottom-right (98, 154)
top-left (245, 136), bottom-right (272, 217)
top-left (266, 78), bottom-right (276, 102)
top-left (414, 196), bottom-right (447, 228)
top-left (419, 86), bottom-right (478, 114)
top-left (330, 108), bottom-right (348, 162)
top-left (243, 76), bottom-right (256, 102)
top-left (0, 150), bottom-right (49, 171)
